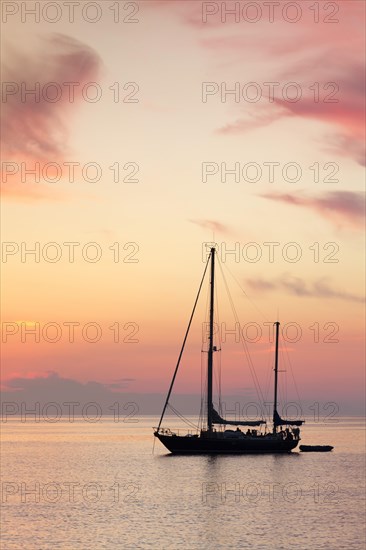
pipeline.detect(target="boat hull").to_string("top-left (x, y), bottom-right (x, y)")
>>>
top-left (155, 433), bottom-right (299, 454)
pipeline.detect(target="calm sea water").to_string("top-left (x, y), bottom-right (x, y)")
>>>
top-left (1, 416), bottom-right (365, 549)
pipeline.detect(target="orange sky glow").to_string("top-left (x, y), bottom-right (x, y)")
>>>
top-left (1, 1), bottom-right (365, 413)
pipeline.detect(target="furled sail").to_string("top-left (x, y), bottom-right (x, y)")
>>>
top-left (273, 410), bottom-right (304, 426)
top-left (212, 407), bottom-right (266, 427)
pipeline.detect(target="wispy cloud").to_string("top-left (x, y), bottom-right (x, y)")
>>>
top-left (1, 34), bottom-right (102, 200)
top-left (193, 4), bottom-right (365, 165)
top-left (246, 274), bottom-right (364, 303)
top-left (217, 105), bottom-right (287, 135)
top-left (105, 378), bottom-right (137, 391)
top-left (261, 191), bottom-right (365, 230)
top-left (216, 62), bottom-right (365, 166)
top-left (0, 372), bottom-right (194, 415)
top-left (272, 63), bottom-right (365, 166)
top-left (1, 371), bottom-right (135, 395)
top-left (129, 3), bottom-right (366, 165)
top-left (189, 219), bottom-right (232, 235)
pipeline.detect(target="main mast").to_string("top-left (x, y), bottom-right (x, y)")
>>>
top-left (273, 321), bottom-right (280, 433)
top-left (207, 247), bottom-right (215, 432)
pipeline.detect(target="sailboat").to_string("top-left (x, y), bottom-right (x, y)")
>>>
top-left (154, 247), bottom-right (304, 454)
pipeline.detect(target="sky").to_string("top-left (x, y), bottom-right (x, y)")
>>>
top-left (1, 1), bottom-right (365, 415)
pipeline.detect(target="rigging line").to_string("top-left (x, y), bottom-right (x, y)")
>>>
top-left (263, 351), bottom-right (273, 404)
top-left (278, 358), bottom-right (284, 412)
top-left (157, 253), bottom-right (211, 431)
top-left (214, 278), bottom-right (223, 411)
top-left (278, 346), bottom-right (288, 409)
top-left (200, 350), bottom-right (205, 429)
top-left (202, 274), bottom-right (213, 428)
top-left (219, 262), bottom-right (263, 415)
top-left (217, 257), bottom-right (267, 420)
top-left (201, 376), bottom-right (207, 430)
top-left (278, 349), bottom-right (284, 406)
top-left (283, 349), bottom-right (288, 404)
top-left (200, 282), bottom-right (211, 429)
top-left (200, 351), bottom-right (203, 416)
top-left (167, 404), bottom-right (199, 430)
top-left (283, 338), bottom-right (303, 406)
top-left (218, 352), bottom-right (222, 414)
top-left (167, 403), bottom-right (197, 427)
top-left (212, 264), bottom-right (224, 407)
top-left (221, 262), bottom-right (271, 323)
top-left (201, 270), bottom-right (210, 403)
top-left (203, 273), bottom-right (211, 353)
top-left (282, 350), bottom-right (292, 412)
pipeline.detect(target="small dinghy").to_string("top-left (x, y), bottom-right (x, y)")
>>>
top-left (300, 445), bottom-right (333, 452)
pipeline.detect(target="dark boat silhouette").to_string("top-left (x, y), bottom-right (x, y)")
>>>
top-left (154, 247), bottom-right (304, 454)
top-left (300, 445), bottom-right (333, 452)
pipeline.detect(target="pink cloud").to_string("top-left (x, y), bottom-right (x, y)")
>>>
top-left (0, 370), bottom-right (59, 391)
top-left (261, 191), bottom-right (365, 230)
top-left (1, 34), bottom-right (102, 200)
top-left (189, 218), bottom-right (232, 235)
top-left (175, 2), bottom-right (365, 165)
top-left (272, 63), bottom-right (365, 164)
top-left (124, 3), bottom-right (366, 167)
top-left (246, 274), bottom-right (364, 303)
top-left (216, 60), bottom-right (365, 165)
top-left (217, 104), bottom-right (288, 134)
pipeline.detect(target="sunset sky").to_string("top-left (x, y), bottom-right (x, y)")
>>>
top-left (1, 1), bottom-right (365, 413)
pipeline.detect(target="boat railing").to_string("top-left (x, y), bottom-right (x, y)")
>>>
top-left (153, 427), bottom-right (199, 437)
